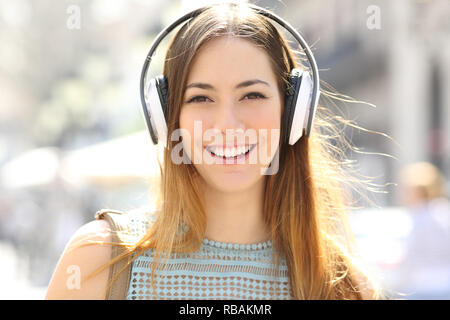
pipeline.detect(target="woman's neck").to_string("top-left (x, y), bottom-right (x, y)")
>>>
top-left (202, 178), bottom-right (271, 244)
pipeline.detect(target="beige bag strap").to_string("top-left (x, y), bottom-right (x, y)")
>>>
top-left (95, 209), bottom-right (132, 300)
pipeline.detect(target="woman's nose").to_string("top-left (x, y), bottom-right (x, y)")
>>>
top-left (213, 101), bottom-right (244, 134)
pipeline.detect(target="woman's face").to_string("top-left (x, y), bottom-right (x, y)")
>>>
top-left (179, 36), bottom-right (283, 193)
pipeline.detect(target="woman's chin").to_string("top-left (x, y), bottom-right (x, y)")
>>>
top-left (200, 169), bottom-right (263, 193)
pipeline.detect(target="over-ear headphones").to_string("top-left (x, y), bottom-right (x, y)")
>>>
top-left (140, 3), bottom-right (320, 149)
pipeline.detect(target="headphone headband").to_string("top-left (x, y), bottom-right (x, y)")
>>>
top-left (140, 3), bottom-right (320, 141)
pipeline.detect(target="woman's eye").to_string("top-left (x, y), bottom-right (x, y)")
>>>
top-left (186, 92), bottom-right (266, 104)
top-left (186, 96), bottom-right (210, 104)
top-left (243, 92), bottom-right (266, 100)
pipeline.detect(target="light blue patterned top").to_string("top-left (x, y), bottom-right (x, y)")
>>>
top-left (124, 209), bottom-right (292, 300)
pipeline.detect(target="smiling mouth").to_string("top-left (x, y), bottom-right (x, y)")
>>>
top-left (205, 144), bottom-right (257, 160)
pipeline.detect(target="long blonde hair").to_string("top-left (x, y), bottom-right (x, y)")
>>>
top-left (88, 1), bottom-right (387, 299)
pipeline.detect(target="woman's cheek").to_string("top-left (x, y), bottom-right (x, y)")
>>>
top-left (178, 109), bottom-right (194, 162)
top-left (179, 110), bottom-right (209, 164)
top-left (254, 112), bottom-right (281, 150)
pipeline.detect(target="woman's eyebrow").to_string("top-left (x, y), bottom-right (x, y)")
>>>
top-left (185, 79), bottom-right (270, 91)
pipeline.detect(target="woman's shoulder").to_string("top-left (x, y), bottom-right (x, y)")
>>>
top-left (45, 206), bottom-right (158, 300)
top-left (45, 218), bottom-right (114, 299)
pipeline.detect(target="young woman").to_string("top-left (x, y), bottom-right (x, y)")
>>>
top-left (46, 1), bottom-right (381, 300)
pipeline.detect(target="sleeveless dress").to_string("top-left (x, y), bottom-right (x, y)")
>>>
top-left (124, 209), bottom-right (292, 300)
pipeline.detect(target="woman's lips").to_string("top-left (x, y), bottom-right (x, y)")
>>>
top-left (205, 144), bottom-right (252, 148)
top-left (204, 144), bottom-right (257, 165)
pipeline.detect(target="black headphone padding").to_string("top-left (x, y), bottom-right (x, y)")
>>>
top-left (282, 70), bottom-right (302, 145)
top-left (155, 75), bottom-right (169, 123)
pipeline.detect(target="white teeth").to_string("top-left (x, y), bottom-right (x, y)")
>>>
top-left (209, 145), bottom-right (251, 158)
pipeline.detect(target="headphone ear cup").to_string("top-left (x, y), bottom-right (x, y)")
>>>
top-left (155, 75), bottom-right (169, 123)
top-left (142, 78), bottom-right (159, 145)
top-left (143, 75), bottom-right (169, 147)
top-left (283, 69), bottom-right (302, 145)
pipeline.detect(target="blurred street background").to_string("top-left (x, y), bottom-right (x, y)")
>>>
top-left (0, 0), bottom-right (449, 299)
